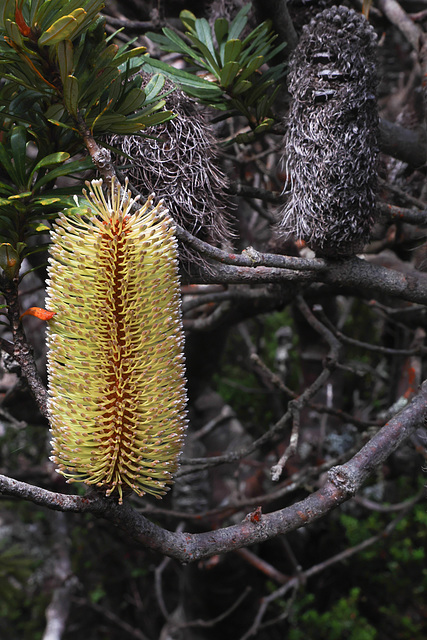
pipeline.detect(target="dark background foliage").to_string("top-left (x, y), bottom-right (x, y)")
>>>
top-left (0, 0), bottom-right (426, 638)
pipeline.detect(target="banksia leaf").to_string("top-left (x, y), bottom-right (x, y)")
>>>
top-left (46, 179), bottom-right (188, 504)
top-left (0, 242), bottom-right (20, 278)
top-left (278, 6), bottom-right (379, 257)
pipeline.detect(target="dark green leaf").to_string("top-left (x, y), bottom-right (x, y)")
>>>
top-left (0, 181), bottom-right (14, 196)
top-left (214, 18), bottom-right (229, 47)
top-left (38, 9), bottom-right (87, 47)
top-left (237, 55), bottom-right (264, 82)
top-left (140, 57), bottom-right (223, 100)
top-left (32, 152), bottom-right (70, 174)
top-left (63, 75), bottom-right (79, 116)
top-left (119, 87), bottom-right (147, 114)
top-left (0, 142), bottom-right (18, 184)
top-left (180, 10), bottom-right (197, 33)
top-left (32, 156), bottom-right (94, 190)
top-left (10, 126), bottom-right (27, 186)
top-left (143, 74), bottom-right (165, 103)
top-left (158, 28), bottom-right (204, 64)
top-left (186, 34), bottom-right (220, 75)
top-left (195, 18), bottom-right (216, 58)
top-left (232, 79), bottom-right (252, 95)
top-left (220, 61), bottom-right (240, 88)
top-left (224, 39), bottom-right (242, 64)
top-left (114, 46), bottom-right (147, 68)
top-left (262, 41), bottom-right (287, 65)
top-left (228, 3), bottom-right (251, 39)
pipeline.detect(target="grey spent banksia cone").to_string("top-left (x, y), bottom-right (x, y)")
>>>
top-left (46, 178), bottom-right (188, 504)
top-left (278, 5), bottom-right (379, 257)
top-left (110, 79), bottom-right (234, 269)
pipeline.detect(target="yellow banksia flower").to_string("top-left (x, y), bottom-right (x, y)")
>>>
top-left (46, 178), bottom-right (188, 504)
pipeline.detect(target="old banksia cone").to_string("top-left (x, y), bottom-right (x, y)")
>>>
top-left (111, 80), bottom-right (233, 269)
top-left (279, 6), bottom-right (379, 257)
top-left (46, 179), bottom-right (187, 503)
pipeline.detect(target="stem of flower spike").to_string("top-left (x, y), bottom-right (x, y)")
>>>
top-left (3, 275), bottom-right (49, 417)
top-left (77, 114), bottom-right (117, 186)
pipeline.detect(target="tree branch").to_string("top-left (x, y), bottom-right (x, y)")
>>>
top-left (379, 119), bottom-right (426, 167)
top-left (377, 0), bottom-right (423, 51)
top-left (181, 231), bottom-right (427, 306)
top-left (1, 380), bottom-right (426, 563)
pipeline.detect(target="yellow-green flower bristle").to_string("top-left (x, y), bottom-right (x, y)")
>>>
top-left (46, 179), bottom-right (188, 503)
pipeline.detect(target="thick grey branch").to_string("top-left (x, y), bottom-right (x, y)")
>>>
top-left (379, 119), bottom-right (426, 167)
top-left (181, 230), bottom-right (427, 306)
top-left (1, 381), bottom-right (426, 563)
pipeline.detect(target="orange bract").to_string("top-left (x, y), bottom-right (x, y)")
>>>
top-left (21, 307), bottom-right (56, 321)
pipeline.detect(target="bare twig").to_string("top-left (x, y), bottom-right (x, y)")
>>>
top-left (154, 521), bottom-right (185, 620)
top-left (0, 336), bottom-right (14, 357)
top-left (380, 202), bottom-right (427, 226)
top-left (190, 252), bottom-right (427, 309)
top-left (104, 15), bottom-right (160, 30)
top-left (252, 0), bottom-right (298, 52)
top-left (379, 119), bottom-right (426, 167)
top-left (235, 547), bottom-right (289, 584)
top-left (3, 277), bottom-right (48, 417)
top-left (354, 491), bottom-right (424, 512)
top-left (271, 298), bottom-right (343, 481)
top-left (377, 0), bottom-right (423, 51)
top-left (77, 115), bottom-right (117, 184)
top-left (178, 587), bottom-right (251, 630)
top-left (73, 598), bottom-right (150, 640)
top-left (315, 305), bottom-right (427, 356)
top-left (155, 556), bottom-right (174, 620)
top-left (379, 177), bottom-right (426, 209)
top-left (227, 182), bottom-right (284, 204)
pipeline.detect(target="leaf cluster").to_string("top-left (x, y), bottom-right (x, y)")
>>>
top-left (0, 121), bottom-right (94, 277)
top-left (0, 0), bottom-right (175, 278)
top-left (146, 3), bottom-right (287, 131)
top-left (0, 0), bottom-right (172, 134)
top-left (288, 588), bottom-right (377, 640)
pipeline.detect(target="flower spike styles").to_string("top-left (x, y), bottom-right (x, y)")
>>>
top-left (46, 178), bottom-right (188, 504)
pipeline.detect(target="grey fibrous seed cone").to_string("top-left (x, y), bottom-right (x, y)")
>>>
top-left (278, 5), bottom-right (379, 258)
top-left (110, 78), bottom-right (234, 270)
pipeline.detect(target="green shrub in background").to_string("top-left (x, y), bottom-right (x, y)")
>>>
top-left (288, 588), bottom-right (377, 640)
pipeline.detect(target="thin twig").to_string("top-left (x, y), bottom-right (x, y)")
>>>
top-left (73, 598), bottom-right (150, 640)
top-left (379, 201), bottom-right (427, 226)
top-left (377, 0), bottom-right (423, 51)
top-left (354, 491), bottom-right (424, 512)
top-left (3, 276), bottom-right (48, 417)
top-left (235, 547), bottom-right (289, 584)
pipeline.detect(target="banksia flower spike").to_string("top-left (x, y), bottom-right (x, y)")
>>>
top-left (110, 79), bottom-right (233, 269)
top-left (46, 178), bottom-right (188, 504)
top-left (278, 6), bottom-right (379, 257)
